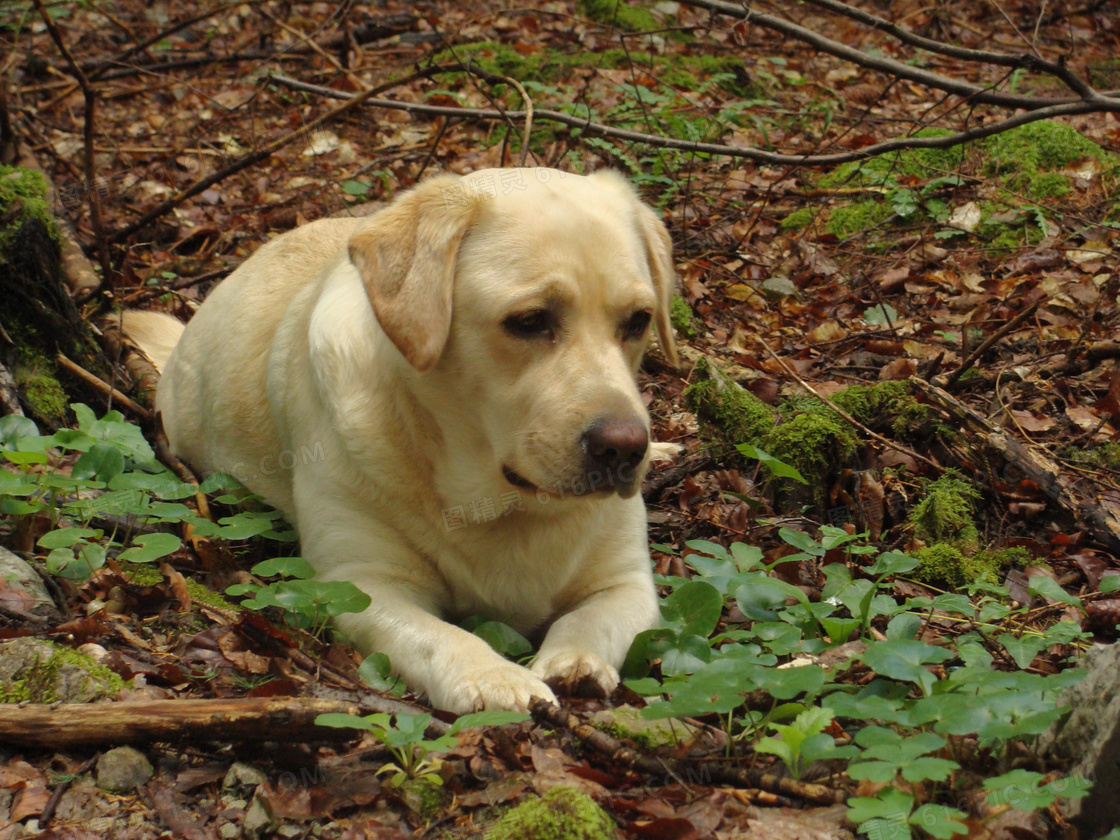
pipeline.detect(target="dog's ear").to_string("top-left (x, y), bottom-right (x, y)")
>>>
top-left (634, 203), bottom-right (679, 368)
top-left (349, 175), bottom-right (478, 371)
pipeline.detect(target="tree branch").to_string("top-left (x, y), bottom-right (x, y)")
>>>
top-left (679, 0), bottom-right (1117, 111)
top-left (267, 72), bottom-right (1115, 168)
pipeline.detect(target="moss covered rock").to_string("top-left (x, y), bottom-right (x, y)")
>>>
top-left (910, 471), bottom-right (981, 553)
top-left (484, 786), bottom-right (617, 840)
top-left (0, 638), bottom-right (124, 703)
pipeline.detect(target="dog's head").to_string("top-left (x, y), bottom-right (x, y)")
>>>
top-left (348, 168), bottom-right (677, 500)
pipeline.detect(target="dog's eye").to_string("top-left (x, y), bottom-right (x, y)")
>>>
top-left (623, 311), bottom-right (652, 341)
top-left (503, 310), bottom-right (555, 339)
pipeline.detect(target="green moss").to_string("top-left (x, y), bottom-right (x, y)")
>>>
top-left (670, 295), bottom-right (697, 339)
top-left (780, 207), bottom-right (816, 230)
top-left (592, 706), bottom-right (693, 749)
top-left (1067, 441), bottom-right (1120, 472)
top-left (826, 199), bottom-right (893, 239)
top-left (0, 640), bottom-right (124, 703)
top-left (912, 543), bottom-right (998, 588)
top-left (399, 777), bottom-right (448, 820)
top-left (975, 546), bottom-right (1035, 571)
top-left (0, 166), bottom-right (59, 257)
top-left (578, 0), bottom-right (662, 32)
top-left (762, 409), bottom-right (857, 503)
top-left (11, 343), bottom-right (67, 425)
top-left (910, 471), bottom-right (980, 553)
top-left (983, 121), bottom-right (1117, 201)
top-left (820, 128), bottom-right (964, 190)
top-left (831, 381), bottom-right (936, 441)
top-left (683, 357), bottom-right (776, 446)
top-left (123, 563), bottom-right (239, 612)
top-left (484, 787), bottom-right (616, 840)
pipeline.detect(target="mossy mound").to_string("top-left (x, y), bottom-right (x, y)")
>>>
top-left (1066, 441), bottom-right (1120, 472)
top-left (578, 0), bottom-right (663, 32)
top-left (484, 787), bottom-right (616, 840)
top-left (684, 357), bottom-right (776, 447)
top-left (830, 381), bottom-right (939, 441)
top-left (763, 408), bottom-right (857, 503)
top-left (0, 638), bottom-right (124, 703)
top-left (804, 121), bottom-right (1119, 251)
top-left (983, 121), bottom-right (1116, 201)
top-left (910, 471), bottom-right (981, 553)
top-left (912, 544), bottom-right (1035, 589)
top-left (670, 295), bottom-right (697, 339)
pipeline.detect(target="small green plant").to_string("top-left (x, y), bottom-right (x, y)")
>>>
top-left (623, 523), bottom-right (1092, 839)
top-left (315, 709), bottom-right (527, 787)
top-left (225, 556), bottom-right (371, 637)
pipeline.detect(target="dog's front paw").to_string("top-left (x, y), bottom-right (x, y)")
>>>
top-left (429, 660), bottom-right (557, 714)
top-left (532, 651), bottom-right (619, 699)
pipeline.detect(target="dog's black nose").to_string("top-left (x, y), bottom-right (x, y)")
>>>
top-left (582, 417), bottom-right (648, 476)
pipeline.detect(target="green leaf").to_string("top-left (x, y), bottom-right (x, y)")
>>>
top-left (734, 444), bottom-right (807, 483)
top-left (997, 633), bottom-right (1050, 670)
top-left (847, 787), bottom-right (914, 829)
top-left (252, 557), bottom-right (315, 579)
top-left (473, 621), bottom-right (533, 659)
top-left (1100, 574), bottom-right (1120, 593)
top-left (118, 532), bottom-right (182, 563)
top-left (0, 415), bottom-right (39, 448)
top-left (909, 804), bottom-right (968, 839)
top-left (861, 640), bottom-right (953, 696)
top-left (315, 713), bottom-right (376, 731)
top-left (660, 634), bottom-right (712, 676)
top-left (863, 303), bottom-right (899, 325)
top-left (867, 550), bottom-right (919, 578)
top-left (72, 443), bottom-right (126, 483)
top-left (778, 528), bottom-right (825, 556)
top-left (341, 179), bottom-right (371, 196)
top-left (661, 580), bottom-right (724, 638)
top-left (38, 527), bottom-right (99, 549)
top-left (1027, 576), bottom-right (1083, 609)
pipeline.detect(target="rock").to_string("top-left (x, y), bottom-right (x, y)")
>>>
top-left (223, 762), bottom-right (267, 789)
top-left (0, 637), bottom-right (123, 703)
top-left (1036, 643), bottom-right (1120, 839)
top-left (218, 822), bottom-right (241, 839)
top-left (243, 794), bottom-right (277, 838)
top-left (0, 546), bottom-right (57, 621)
top-left (96, 746), bottom-right (154, 794)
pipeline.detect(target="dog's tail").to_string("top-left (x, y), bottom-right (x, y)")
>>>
top-left (118, 310), bottom-right (185, 373)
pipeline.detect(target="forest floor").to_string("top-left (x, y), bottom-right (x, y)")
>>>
top-left (2, 1), bottom-right (1120, 838)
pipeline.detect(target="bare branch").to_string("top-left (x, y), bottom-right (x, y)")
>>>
top-left (798, 0), bottom-right (1094, 99)
top-left (678, 0), bottom-right (1116, 111)
top-left (267, 72), bottom-right (1114, 168)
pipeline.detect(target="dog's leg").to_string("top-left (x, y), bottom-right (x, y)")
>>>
top-left (308, 532), bottom-right (558, 713)
top-left (531, 567), bottom-right (660, 697)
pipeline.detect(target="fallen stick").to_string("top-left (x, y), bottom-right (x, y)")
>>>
top-left (530, 700), bottom-right (845, 805)
top-left (0, 696), bottom-right (424, 749)
top-left (911, 376), bottom-right (1120, 554)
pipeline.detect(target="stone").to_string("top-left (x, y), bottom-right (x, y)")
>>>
top-left (96, 746), bottom-right (154, 794)
top-left (243, 795), bottom-right (277, 838)
top-left (0, 637), bottom-right (123, 703)
top-left (218, 822), bottom-right (241, 839)
top-left (1036, 643), bottom-right (1120, 839)
top-left (223, 762), bottom-right (268, 789)
top-left (0, 546), bottom-right (57, 621)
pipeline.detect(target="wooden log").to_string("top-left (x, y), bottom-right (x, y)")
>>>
top-left (911, 376), bottom-right (1120, 554)
top-left (0, 697), bottom-right (365, 749)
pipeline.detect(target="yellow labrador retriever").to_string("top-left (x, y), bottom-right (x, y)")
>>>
top-left (126, 168), bottom-right (677, 712)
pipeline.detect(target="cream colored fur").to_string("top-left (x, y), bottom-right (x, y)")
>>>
top-left (142, 168), bottom-right (678, 713)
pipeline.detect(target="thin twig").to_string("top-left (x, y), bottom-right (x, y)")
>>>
top-left (268, 72), bottom-right (1118, 168)
top-left (939, 301), bottom-right (1041, 388)
top-left (56, 353), bottom-right (152, 422)
top-left (498, 75), bottom-right (534, 166)
top-left (755, 338), bottom-right (942, 472)
top-left (679, 0), bottom-right (1112, 109)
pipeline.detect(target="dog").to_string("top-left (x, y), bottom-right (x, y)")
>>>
top-left (124, 167), bottom-right (678, 713)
